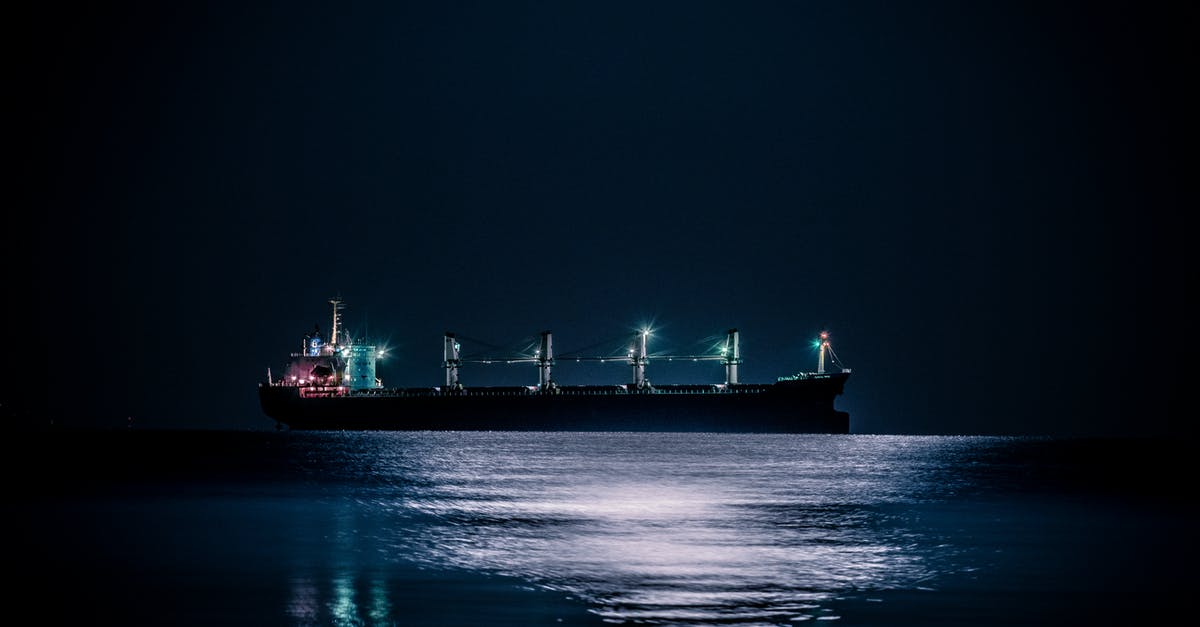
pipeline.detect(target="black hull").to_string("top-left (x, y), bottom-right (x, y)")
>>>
top-left (258, 373), bottom-right (850, 433)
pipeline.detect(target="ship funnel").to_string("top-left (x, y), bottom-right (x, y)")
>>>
top-left (724, 328), bottom-right (742, 385)
top-left (444, 333), bottom-right (462, 390)
top-left (538, 331), bottom-right (554, 389)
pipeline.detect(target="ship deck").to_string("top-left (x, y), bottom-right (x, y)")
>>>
top-left (290, 383), bottom-right (783, 399)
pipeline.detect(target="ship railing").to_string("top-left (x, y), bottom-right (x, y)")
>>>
top-left (328, 383), bottom-right (773, 397)
top-left (298, 386), bottom-right (348, 398)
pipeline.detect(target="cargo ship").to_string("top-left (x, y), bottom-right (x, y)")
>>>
top-left (258, 299), bottom-right (852, 432)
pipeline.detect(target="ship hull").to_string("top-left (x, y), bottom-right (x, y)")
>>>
top-left (259, 373), bottom-right (850, 433)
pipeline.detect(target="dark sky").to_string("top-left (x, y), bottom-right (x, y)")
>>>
top-left (10, 1), bottom-right (1190, 435)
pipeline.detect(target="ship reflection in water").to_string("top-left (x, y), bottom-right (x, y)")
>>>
top-left (21, 431), bottom-right (1183, 625)
top-left (286, 575), bottom-right (393, 625)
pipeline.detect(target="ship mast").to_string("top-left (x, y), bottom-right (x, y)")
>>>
top-left (723, 328), bottom-right (742, 385)
top-left (329, 297), bottom-right (345, 349)
top-left (630, 330), bottom-right (649, 390)
top-left (444, 333), bottom-right (462, 390)
top-left (817, 330), bottom-right (829, 374)
top-left (537, 331), bottom-right (554, 390)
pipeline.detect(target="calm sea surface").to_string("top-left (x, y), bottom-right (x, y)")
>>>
top-left (10, 431), bottom-right (1188, 626)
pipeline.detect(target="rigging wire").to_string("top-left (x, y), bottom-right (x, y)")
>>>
top-left (450, 328), bottom-right (740, 364)
top-left (826, 344), bottom-right (846, 369)
top-left (557, 333), bottom-right (637, 359)
top-left (649, 332), bottom-right (726, 358)
top-left (457, 333), bottom-right (538, 360)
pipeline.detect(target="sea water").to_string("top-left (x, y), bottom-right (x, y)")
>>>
top-left (11, 431), bottom-right (1187, 626)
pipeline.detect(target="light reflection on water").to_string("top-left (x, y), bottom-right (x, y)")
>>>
top-left (21, 430), bottom-right (1181, 626)
top-left (306, 433), bottom-right (983, 624)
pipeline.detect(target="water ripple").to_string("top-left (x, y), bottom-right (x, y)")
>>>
top-left (286, 433), bottom-right (985, 624)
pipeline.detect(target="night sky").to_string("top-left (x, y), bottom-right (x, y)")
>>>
top-left (12, 1), bottom-right (1189, 435)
